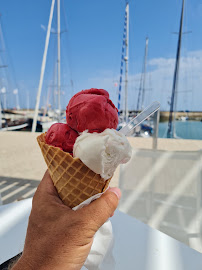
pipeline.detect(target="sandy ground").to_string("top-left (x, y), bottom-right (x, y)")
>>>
top-left (1, 132), bottom-right (202, 187)
top-left (0, 132), bottom-right (46, 182)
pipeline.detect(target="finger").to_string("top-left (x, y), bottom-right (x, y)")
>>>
top-left (36, 170), bottom-right (57, 194)
top-left (81, 187), bottom-right (121, 231)
top-left (34, 170), bottom-right (61, 203)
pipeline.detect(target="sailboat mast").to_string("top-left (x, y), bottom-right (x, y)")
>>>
top-left (137, 37), bottom-right (149, 111)
top-left (124, 2), bottom-right (129, 123)
top-left (0, 16), bottom-right (2, 128)
top-left (27, 91), bottom-right (30, 111)
top-left (141, 37), bottom-right (149, 109)
top-left (0, 100), bottom-right (1, 129)
top-left (117, 3), bottom-right (128, 115)
top-left (32, 0), bottom-right (55, 132)
top-left (0, 16), bottom-right (7, 128)
top-left (167, 0), bottom-right (185, 138)
top-left (57, 0), bottom-right (61, 120)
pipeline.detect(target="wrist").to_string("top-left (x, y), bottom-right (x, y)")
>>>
top-left (11, 254), bottom-right (34, 270)
top-left (11, 253), bottom-right (83, 270)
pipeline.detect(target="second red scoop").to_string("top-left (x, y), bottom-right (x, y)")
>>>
top-left (66, 88), bottom-right (118, 133)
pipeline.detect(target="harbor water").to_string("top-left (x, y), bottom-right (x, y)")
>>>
top-left (158, 121), bottom-right (202, 140)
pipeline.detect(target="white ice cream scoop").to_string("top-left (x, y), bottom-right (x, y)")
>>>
top-left (73, 129), bottom-right (132, 180)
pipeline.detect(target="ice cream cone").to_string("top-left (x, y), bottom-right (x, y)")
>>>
top-left (37, 133), bottom-right (111, 208)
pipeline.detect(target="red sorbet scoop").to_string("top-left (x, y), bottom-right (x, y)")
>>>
top-left (45, 123), bottom-right (78, 153)
top-left (66, 88), bottom-right (118, 133)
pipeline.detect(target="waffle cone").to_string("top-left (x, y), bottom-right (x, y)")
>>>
top-left (37, 133), bottom-right (111, 208)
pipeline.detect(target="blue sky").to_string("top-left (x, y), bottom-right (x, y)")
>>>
top-left (0, 0), bottom-right (202, 111)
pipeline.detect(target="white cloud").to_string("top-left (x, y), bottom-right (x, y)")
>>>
top-left (73, 50), bottom-right (202, 112)
top-left (146, 50), bottom-right (202, 111)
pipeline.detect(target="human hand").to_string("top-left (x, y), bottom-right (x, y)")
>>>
top-left (12, 170), bottom-right (121, 270)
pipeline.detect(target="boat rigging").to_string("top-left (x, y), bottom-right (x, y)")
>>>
top-left (167, 0), bottom-right (185, 138)
top-left (32, 0), bottom-right (72, 132)
top-left (117, 3), bottom-right (153, 137)
top-left (117, 1), bottom-right (129, 124)
top-left (136, 37), bottom-right (149, 112)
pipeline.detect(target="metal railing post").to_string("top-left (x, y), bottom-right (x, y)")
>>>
top-left (152, 109), bottom-right (160, 150)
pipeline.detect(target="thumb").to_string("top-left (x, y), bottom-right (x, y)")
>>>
top-left (81, 187), bottom-right (121, 231)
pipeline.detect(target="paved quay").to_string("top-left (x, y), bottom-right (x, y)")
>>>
top-left (1, 131), bottom-right (202, 204)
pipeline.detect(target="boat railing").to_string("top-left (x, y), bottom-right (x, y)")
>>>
top-left (118, 148), bottom-right (202, 253)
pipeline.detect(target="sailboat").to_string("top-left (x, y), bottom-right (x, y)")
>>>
top-left (167, 0), bottom-right (185, 138)
top-left (117, 3), bottom-right (153, 137)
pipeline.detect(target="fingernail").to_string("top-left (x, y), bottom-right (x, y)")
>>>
top-left (108, 187), bottom-right (121, 200)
